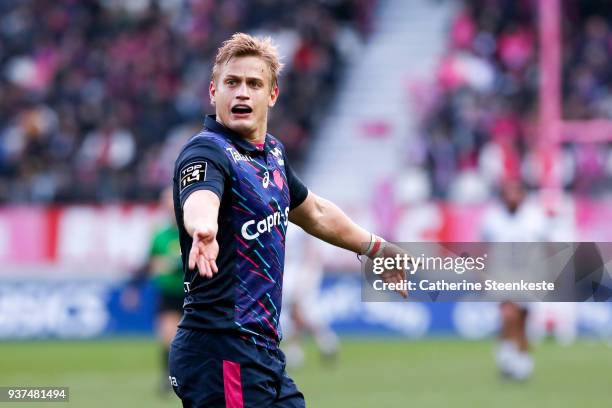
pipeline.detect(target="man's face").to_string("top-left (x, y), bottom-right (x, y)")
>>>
top-left (210, 56), bottom-right (279, 140)
top-left (501, 181), bottom-right (524, 213)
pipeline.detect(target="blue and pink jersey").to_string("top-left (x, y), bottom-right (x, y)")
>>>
top-left (173, 115), bottom-right (308, 349)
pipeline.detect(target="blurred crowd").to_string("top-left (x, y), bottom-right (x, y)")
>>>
top-left (0, 0), bottom-right (375, 203)
top-left (409, 0), bottom-right (612, 201)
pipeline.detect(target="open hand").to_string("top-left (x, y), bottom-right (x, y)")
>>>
top-left (188, 228), bottom-right (219, 278)
top-left (379, 243), bottom-right (408, 298)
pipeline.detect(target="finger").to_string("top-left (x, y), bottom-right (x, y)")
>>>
top-left (196, 255), bottom-right (204, 276)
top-left (203, 257), bottom-right (212, 278)
top-left (394, 272), bottom-right (407, 298)
top-left (209, 258), bottom-right (218, 274)
top-left (197, 256), bottom-right (211, 278)
top-left (188, 245), bottom-right (198, 270)
top-left (382, 271), bottom-right (398, 282)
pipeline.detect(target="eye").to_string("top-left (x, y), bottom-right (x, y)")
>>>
top-left (226, 79), bottom-right (236, 86)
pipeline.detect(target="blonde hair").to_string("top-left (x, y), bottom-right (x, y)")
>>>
top-left (212, 32), bottom-right (284, 89)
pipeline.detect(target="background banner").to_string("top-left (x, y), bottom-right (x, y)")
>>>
top-left (1, 276), bottom-right (610, 340)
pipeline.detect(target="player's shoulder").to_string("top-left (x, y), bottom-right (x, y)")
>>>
top-left (176, 130), bottom-right (228, 161)
top-left (173, 130), bottom-right (232, 180)
top-left (159, 223), bottom-right (177, 236)
top-left (481, 203), bottom-right (505, 224)
top-left (518, 202), bottom-right (548, 230)
top-left (516, 200), bottom-right (546, 221)
top-left (183, 129), bottom-right (227, 150)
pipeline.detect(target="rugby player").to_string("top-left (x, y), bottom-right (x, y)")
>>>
top-left (168, 33), bottom-right (406, 407)
top-left (481, 180), bottom-right (547, 381)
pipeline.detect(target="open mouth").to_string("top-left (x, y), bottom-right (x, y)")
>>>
top-left (231, 105), bottom-right (253, 115)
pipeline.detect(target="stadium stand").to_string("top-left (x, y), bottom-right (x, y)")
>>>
top-left (412, 0), bottom-right (612, 200)
top-left (0, 0), bottom-right (376, 203)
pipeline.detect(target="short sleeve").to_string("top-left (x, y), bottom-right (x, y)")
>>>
top-left (174, 137), bottom-right (230, 207)
top-left (285, 156), bottom-right (308, 210)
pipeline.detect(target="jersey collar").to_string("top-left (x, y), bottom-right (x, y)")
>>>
top-left (204, 115), bottom-right (270, 155)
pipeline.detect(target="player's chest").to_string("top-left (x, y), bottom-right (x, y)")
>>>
top-left (224, 146), bottom-right (289, 206)
top-left (492, 214), bottom-right (540, 240)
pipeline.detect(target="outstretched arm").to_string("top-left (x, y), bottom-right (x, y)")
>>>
top-left (288, 192), bottom-right (370, 254)
top-left (183, 190), bottom-right (221, 278)
top-left (289, 191), bottom-right (407, 297)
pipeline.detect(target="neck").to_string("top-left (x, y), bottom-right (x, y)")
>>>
top-left (243, 128), bottom-right (266, 144)
top-left (215, 115), bottom-right (266, 144)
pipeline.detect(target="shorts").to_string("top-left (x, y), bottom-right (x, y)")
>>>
top-left (169, 328), bottom-right (305, 408)
top-left (157, 292), bottom-right (184, 314)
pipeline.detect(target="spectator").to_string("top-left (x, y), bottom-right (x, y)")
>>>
top-left (411, 0), bottom-right (612, 200)
top-left (0, 0), bottom-right (378, 203)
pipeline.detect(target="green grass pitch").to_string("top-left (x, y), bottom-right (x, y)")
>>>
top-left (0, 338), bottom-right (610, 407)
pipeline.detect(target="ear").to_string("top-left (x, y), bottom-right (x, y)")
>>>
top-left (209, 80), bottom-right (216, 106)
top-left (268, 85), bottom-right (279, 108)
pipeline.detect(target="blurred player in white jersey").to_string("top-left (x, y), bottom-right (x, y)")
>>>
top-left (281, 225), bottom-right (339, 368)
top-left (528, 194), bottom-right (578, 348)
top-left (481, 180), bottom-right (547, 380)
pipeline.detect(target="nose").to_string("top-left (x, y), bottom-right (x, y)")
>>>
top-left (236, 82), bottom-right (249, 100)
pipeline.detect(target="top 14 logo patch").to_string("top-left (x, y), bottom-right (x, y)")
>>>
top-left (180, 161), bottom-right (207, 192)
